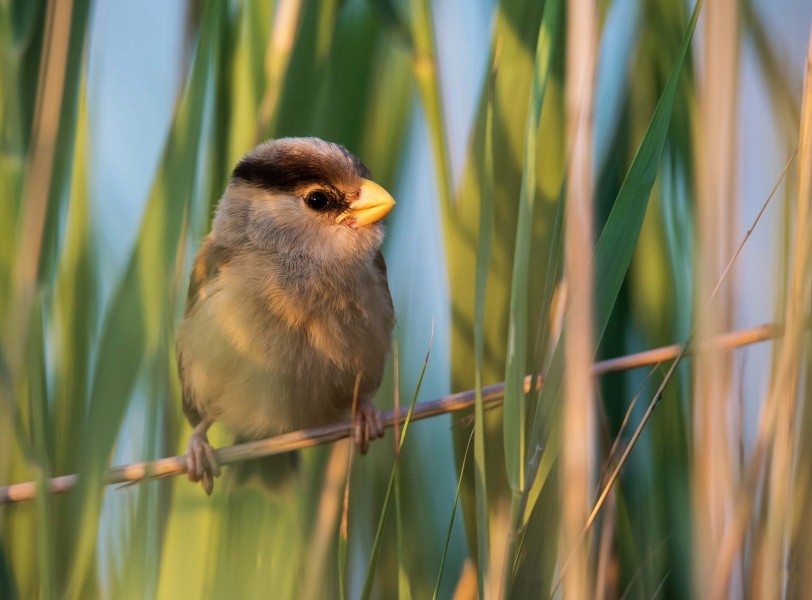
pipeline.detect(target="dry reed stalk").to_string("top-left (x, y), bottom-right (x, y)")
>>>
top-left (752, 28), bottom-right (812, 598)
top-left (562, 0), bottom-right (598, 597)
top-left (556, 145), bottom-right (792, 598)
top-left (0, 321), bottom-right (791, 506)
top-left (303, 440), bottom-right (350, 600)
top-left (594, 484), bottom-right (617, 600)
top-left (693, 0), bottom-right (741, 596)
top-left (796, 32), bottom-right (812, 593)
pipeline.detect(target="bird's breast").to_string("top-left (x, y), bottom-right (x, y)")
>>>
top-left (179, 250), bottom-right (392, 438)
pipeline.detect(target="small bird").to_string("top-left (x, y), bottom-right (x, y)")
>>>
top-left (176, 137), bottom-right (396, 494)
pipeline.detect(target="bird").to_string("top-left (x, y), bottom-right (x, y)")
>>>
top-left (176, 137), bottom-right (396, 494)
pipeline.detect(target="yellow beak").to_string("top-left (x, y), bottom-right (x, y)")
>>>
top-left (335, 179), bottom-right (396, 227)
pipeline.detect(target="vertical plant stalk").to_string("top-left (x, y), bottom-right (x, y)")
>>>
top-left (360, 322), bottom-right (434, 600)
top-left (755, 30), bottom-right (812, 598)
top-left (227, 0), bottom-right (273, 164)
top-left (5, 0), bottom-right (75, 372)
top-left (303, 441), bottom-right (349, 600)
top-left (52, 77), bottom-right (95, 484)
top-left (693, 0), bottom-right (740, 596)
top-left (472, 50), bottom-right (497, 599)
top-left (704, 155), bottom-right (797, 594)
top-left (256, 0), bottom-right (303, 138)
top-left (521, 0), bottom-right (701, 533)
top-left (393, 342), bottom-right (413, 600)
top-left (338, 374), bottom-right (362, 600)
top-left (501, 1), bottom-right (562, 593)
top-left (409, 0), bottom-right (454, 214)
top-left (28, 301), bottom-right (55, 599)
top-left (561, 0), bottom-right (598, 598)
top-left (433, 430), bottom-right (474, 600)
top-left (553, 143), bottom-right (791, 598)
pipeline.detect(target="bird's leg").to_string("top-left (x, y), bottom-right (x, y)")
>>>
top-left (186, 418), bottom-right (220, 495)
top-left (353, 398), bottom-right (385, 455)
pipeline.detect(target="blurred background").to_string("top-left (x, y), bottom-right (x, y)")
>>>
top-left (1, 0), bottom-right (812, 598)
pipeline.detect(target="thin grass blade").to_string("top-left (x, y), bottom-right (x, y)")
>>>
top-left (392, 341), bottom-right (413, 600)
top-left (503, 0), bottom-right (563, 498)
top-left (472, 50), bottom-right (497, 599)
top-left (28, 299), bottom-right (55, 600)
top-left (433, 429), bottom-right (473, 600)
top-left (409, 0), bottom-right (453, 213)
top-left (360, 322), bottom-right (434, 600)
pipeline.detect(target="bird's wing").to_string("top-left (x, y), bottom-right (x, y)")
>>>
top-left (373, 249), bottom-right (388, 278)
top-left (360, 249), bottom-right (395, 397)
top-left (373, 250), bottom-right (394, 315)
top-left (178, 236), bottom-right (232, 426)
top-left (184, 235), bottom-right (232, 315)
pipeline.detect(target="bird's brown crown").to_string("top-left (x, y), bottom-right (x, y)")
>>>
top-left (231, 137), bottom-right (372, 193)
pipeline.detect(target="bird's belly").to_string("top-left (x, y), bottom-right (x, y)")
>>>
top-left (179, 289), bottom-right (357, 439)
top-left (207, 357), bottom-right (341, 439)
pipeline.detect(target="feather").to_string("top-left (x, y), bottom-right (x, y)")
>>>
top-left (176, 137), bottom-right (395, 492)
top-left (178, 236), bottom-right (232, 426)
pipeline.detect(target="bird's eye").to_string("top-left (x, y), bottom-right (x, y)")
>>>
top-left (305, 191), bottom-right (330, 211)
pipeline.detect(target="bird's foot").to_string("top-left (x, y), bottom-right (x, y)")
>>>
top-left (186, 431), bottom-right (220, 495)
top-left (353, 399), bottom-right (385, 455)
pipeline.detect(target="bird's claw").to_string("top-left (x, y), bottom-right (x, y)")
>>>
top-left (353, 399), bottom-right (385, 455)
top-left (186, 432), bottom-right (220, 495)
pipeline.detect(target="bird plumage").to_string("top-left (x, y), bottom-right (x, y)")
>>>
top-left (176, 137), bottom-right (395, 493)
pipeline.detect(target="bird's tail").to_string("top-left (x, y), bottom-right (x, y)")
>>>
top-left (228, 443), bottom-right (300, 492)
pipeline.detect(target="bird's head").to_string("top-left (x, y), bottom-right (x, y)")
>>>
top-left (212, 137), bottom-right (395, 267)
